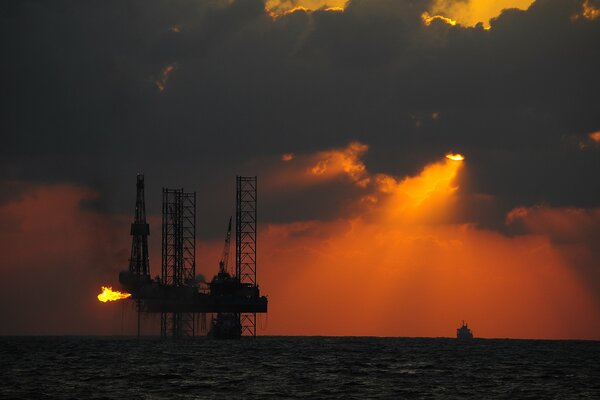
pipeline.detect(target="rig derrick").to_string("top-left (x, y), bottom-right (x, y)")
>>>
top-left (118, 175), bottom-right (266, 339)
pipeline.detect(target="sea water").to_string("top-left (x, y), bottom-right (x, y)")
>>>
top-left (2, 336), bottom-right (599, 399)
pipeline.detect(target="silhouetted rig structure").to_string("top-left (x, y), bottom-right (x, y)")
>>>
top-left (118, 175), bottom-right (267, 339)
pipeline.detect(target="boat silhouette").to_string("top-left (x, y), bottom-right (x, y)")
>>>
top-left (457, 320), bottom-right (474, 340)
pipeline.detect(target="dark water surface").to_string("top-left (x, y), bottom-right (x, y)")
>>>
top-left (2, 336), bottom-right (599, 399)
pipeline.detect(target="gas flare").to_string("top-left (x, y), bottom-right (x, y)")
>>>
top-left (97, 286), bottom-right (131, 302)
top-left (445, 153), bottom-right (465, 161)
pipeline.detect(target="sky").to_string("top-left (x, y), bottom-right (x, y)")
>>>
top-left (1, 0), bottom-right (600, 338)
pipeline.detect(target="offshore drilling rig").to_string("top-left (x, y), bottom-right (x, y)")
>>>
top-left (117, 175), bottom-right (267, 339)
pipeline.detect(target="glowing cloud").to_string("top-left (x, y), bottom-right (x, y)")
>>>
top-left (445, 153), bottom-right (465, 161)
top-left (424, 0), bottom-right (535, 29)
top-left (271, 143), bottom-right (464, 202)
top-left (573, 0), bottom-right (600, 20)
top-left (589, 131), bottom-right (600, 143)
top-left (258, 218), bottom-right (599, 338)
top-left (372, 155), bottom-right (464, 222)
top-left (265, 0), bottom-right (347, 18)
top-left (155, 64), bottom-right (176, 92)
top-left (583, 0), bottom-right (600, 19)
top-left (421, 11), bottom-right (458, 27)
top-left (507, 205), bottom-right (600, 241)
top-left (309, 141), bottom-right (370, 187)
top-left (251, 146), bottom-right (600, 338)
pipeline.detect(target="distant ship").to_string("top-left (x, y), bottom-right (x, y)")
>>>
top-left (457, 320), bottom-right (474, 340)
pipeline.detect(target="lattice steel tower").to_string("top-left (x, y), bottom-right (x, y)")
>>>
top-left (236, 176), bottom-right (258, 336)
top-left (161, 188), bottom-right (196, 338)
top-left (129, 174), bottom-right (150, 278)
top-left (129, 174), bottom-right (150, 336)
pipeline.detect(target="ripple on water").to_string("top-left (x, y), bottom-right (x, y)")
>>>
top-left (1, 337), bottom-right (599, 399)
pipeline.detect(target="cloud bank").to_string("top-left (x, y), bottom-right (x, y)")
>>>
top-left (1, 0), bottom-right (599, 337)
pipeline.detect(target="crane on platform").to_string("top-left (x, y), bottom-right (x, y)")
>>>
top-left (219, 217), bottom-right (233, 274)
top-left (117, 175), bottom-right (265, 339)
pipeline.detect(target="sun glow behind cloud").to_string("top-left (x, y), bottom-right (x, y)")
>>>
top-left (374, 157), bottom-right (463, 222)
top-left (1, 146), bottom-right (599, 337)
top-left (251, 142), bottom-right (600, 338)
top-left (265, 0), bottom-right (347, 18)
top-left (445, 153), bottom-right (465, 161)
top-left (423, 0), bottom-right (535, 29)
top-left (309, 142), bottom-right (370, 187)
top-left (421, 12), bottom-right (458, 27)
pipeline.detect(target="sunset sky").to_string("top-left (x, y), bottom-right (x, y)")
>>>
top-left (2, 0), bottom-right (600, 339)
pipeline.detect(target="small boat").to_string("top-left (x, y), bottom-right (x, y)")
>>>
top-left (457, 320), bottom-right (473, 340)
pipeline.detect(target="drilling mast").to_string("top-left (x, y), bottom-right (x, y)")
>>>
top-left (129, 174), bottom-right (150, 278)
top-left (128, 174), bottom-right (150, 337)
top-left (160, 188), bottom-right (196, 338)
top-left (236, 176), bottom-right (257, 337)
top-left (118, 175), bottom-right (267, 339)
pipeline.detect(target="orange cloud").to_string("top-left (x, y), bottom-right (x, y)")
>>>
top-left (266, 142), bottom-right (466, 223)
top-left (421, 11), bottom-right (458, 27)
top-left (255, 208), bottom-right (599, 339)
top-left (248, 144), bottom-right (600, 338)
top-left (583, 0), bottom-right (600, 19)
top-left (507, 205), bottom-right (600, 244)
top-left (274, 142), bottom-right (463, 201)
top-left (445, 153), bottom-right (465, 161)
top-left (424, 0), bottom-right (535, 29)
top-left (281, 153), bottom-right (295, 161)
top-left (369, 157), bottom-right (463, 225)
top-left (572, 0), bottom-right (600, 20)
top-left (309, 141), bottom-right (370, 187)
top-left (506, 205), bottom-right (600, 304)
top-left (155, 64), bottom-right (176, 92)
top-left (265, 141), bottom-right (374, 191)
top-left (0, 183), bottom-right (141, 334)
top-left (265, 0), bottom-right (347, 18)
top-left (257, 218), bottom-right (598, 338)
top-left (4, 148), bottom-right (598, 338)
top-left (577, 130), bottom-right (600, 150)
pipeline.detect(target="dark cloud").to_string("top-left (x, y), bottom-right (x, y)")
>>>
top-left (2, 0), bottom-right (600, 335)
top-left (1, 0), bottom-right (599, 235)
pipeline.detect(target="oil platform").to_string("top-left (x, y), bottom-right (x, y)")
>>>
top-left (118, 174), bottom-right (267, 339)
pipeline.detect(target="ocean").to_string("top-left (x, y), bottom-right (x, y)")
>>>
top-left (2, 336), bottom-right (599, 399)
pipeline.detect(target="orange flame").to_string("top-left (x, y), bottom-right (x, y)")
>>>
top-left (97, 286), bottom-right (131, 302)
top-left (445, 153), bottom-right (465, 161)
